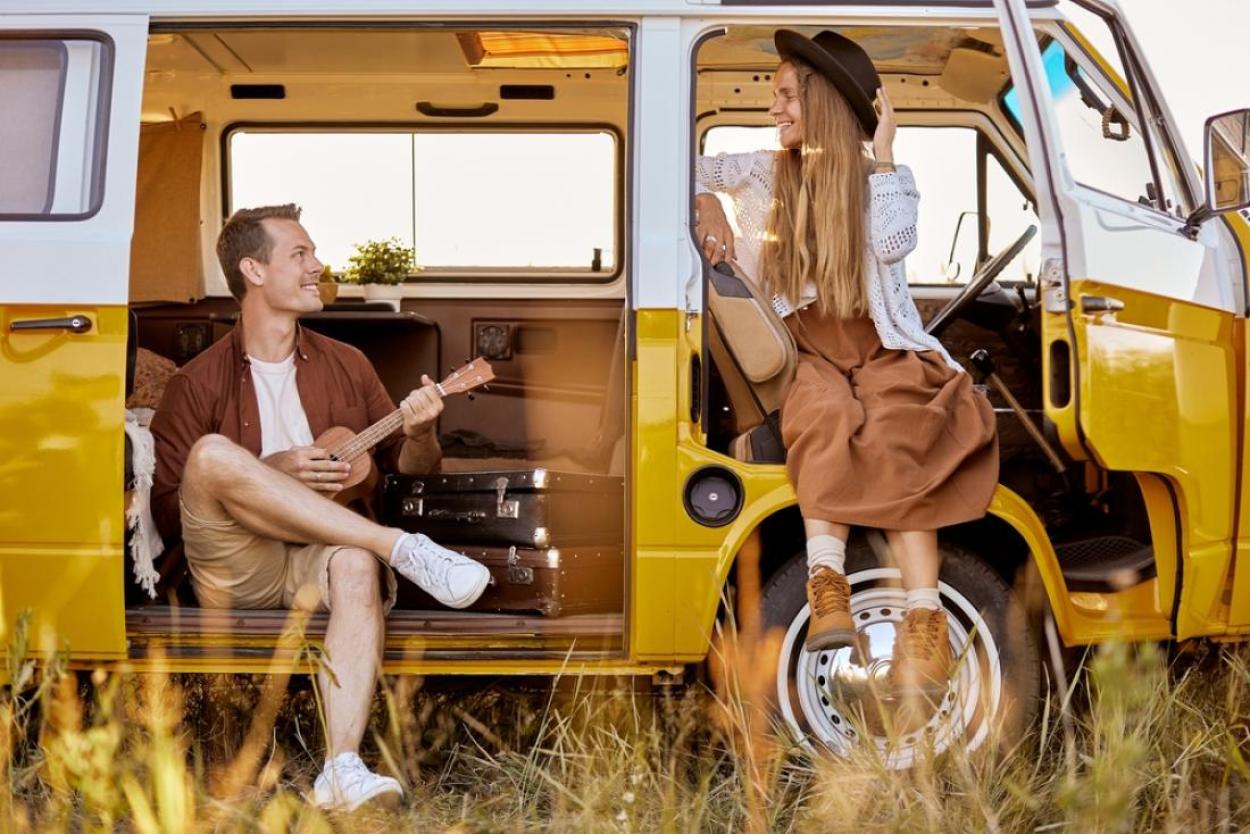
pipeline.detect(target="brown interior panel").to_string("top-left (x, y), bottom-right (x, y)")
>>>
top-left (413, 298), bottom-right (624, 463)
top-left (132, 296), bottom-right (625, 466)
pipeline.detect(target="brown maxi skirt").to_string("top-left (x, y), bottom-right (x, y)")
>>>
top-left (779, 308), bottom-right (999, 530)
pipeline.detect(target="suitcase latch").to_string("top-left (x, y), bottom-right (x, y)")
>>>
top-left (506, 545), bottom-right (533, 585)
top-left (401, 497), bottom-right (424, 517)
top-left (495, 476), bottom-right (519, 519)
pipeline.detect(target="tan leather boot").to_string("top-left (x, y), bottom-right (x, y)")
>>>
top-left (804, 567), bottom-right (857, 652)
top-left (887, 608), bottom-right (953, 697)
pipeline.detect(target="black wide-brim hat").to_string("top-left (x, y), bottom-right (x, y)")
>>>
top-left (775, 29), bottom-right (880, 137)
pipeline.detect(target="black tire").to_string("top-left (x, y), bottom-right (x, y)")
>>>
top-left (758, 535), bottom-right (1041, 768)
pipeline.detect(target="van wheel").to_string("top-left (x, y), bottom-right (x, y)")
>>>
top-left (759, 537), bottom-right (1040, 769)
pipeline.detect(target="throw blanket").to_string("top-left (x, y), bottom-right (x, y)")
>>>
top-left (124, 407), bottom-right (164, 598)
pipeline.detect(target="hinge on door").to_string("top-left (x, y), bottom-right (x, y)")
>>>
top-left (1041, 258), bottom-right (1070, 314)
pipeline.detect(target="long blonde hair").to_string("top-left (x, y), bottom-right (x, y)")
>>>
top-left (760, 60), bottom-right (871, 318)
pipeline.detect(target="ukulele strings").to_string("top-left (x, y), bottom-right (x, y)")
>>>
top-left (327, 369), bottom-right (484, 461)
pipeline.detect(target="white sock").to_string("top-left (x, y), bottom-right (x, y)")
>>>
top-left (906, 587), bottom-right (942, 611)
top-left (806, 534), bottom-right (847, 576)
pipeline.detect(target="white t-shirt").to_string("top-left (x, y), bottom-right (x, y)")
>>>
top-left (249, 351), bottom-right (314, 458)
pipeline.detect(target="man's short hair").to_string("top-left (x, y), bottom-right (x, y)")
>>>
top-left (216, 204), bottom-right (303, 301)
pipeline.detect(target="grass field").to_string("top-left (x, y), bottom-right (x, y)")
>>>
top-left (3, 611), bottom-right (1249, 833)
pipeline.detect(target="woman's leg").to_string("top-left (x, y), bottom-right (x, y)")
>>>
top-left (884, 528), bottom-right (951, 695)
top-left (885, 529), bottom-right (940, 604)
top-left (801, 518), bottom-right (855, 651)
top-left (803, 518), bottom-right (851, 572)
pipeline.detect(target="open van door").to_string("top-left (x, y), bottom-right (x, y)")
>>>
top-left (0, 15), bottom-right (147, 658)
top-left (992, 0), bottom-right (1241, 640)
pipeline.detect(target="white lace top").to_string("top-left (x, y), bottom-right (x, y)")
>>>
top-left (695, 150), bottom-right (961, 372)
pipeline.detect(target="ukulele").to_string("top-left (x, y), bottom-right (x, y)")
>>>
top-left (315, 357), bottom-right (495, 507)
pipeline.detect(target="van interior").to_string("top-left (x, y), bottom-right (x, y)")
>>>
top-left (124, 19), bottom-right (1161, 659)
top-left (125, 24), bottom-right (633, 659)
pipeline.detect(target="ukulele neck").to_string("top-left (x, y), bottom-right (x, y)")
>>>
top-left (324, 357), bottom-right (493, 462)
top-left (329, 409), bottom-right (405, 462)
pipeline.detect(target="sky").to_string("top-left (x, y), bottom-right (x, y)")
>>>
top-left (1115, 0), bottom-right (1249, 164)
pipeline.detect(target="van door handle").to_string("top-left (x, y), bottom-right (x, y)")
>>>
top-left (9, 315), bottom-right (93, 334)
top-left (1080, 296), bottom-right (1125, 315)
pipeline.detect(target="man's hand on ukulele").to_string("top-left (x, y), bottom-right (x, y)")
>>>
top-left (400, 375), bottom-right (444, 438)
top-left (263, 446), bottom-right (350, 493)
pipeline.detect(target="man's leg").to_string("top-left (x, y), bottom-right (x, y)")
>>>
top-left (309, 547), bottom-right (403, 811)
top-left (182, 434), bottom-right (400, 558)
top-left (320, 548), bottom-right (385, 757)
top-left (183, 433), bottom-right (489, 613)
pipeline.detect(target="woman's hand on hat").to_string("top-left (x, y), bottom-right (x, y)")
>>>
top-left (695, 193), bottom-right (736, 265)
top-left (872, 86), bottom-right (896, 165)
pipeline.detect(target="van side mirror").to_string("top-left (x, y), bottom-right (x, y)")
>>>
top-left (1205, 108), bottom-right (1250, 214)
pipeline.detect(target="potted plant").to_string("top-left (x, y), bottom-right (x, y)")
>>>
top-left (344, 237), bottom-right (418, 302)
top-left (317, 263), bottom-right (339, 305)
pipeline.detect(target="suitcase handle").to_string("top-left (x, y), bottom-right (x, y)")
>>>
top-left (425, 508), bottom-right (487, 524)
top-left (398, 499), bottom-right (486, 524)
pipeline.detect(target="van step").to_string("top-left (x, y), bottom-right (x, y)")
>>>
top-left (1055, 535), bottom-right (1155, 592)
top-left (124, 607), bottom-right (623, 660)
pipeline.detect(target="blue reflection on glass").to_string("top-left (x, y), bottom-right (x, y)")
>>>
top-left (1003, 41), bottom-right (1075, 125)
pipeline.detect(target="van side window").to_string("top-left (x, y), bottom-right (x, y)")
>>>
top-left (0, 38), bottom-right (109, 218)
top-left (1003, 35), bottom-right (1161, 211)
top-left (228, 129), bottom-right (618, 280)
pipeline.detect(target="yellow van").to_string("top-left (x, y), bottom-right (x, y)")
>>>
top-left (2, 0), bottom-right (1248, 767)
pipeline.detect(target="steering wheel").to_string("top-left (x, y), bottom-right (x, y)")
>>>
top-left (924, 225), bottom-right (1037, 338)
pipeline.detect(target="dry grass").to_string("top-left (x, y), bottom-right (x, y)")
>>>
top-left (3, 609), bottom-right (1250, 833)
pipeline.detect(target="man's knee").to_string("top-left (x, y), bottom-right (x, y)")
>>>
top-left (327, 548), bottom-right (381, 606)
top-left (185, 434), bottom-right (250, 490)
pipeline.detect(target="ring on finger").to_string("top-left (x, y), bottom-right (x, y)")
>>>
top-left (704, 233), bottom-right (717, 243)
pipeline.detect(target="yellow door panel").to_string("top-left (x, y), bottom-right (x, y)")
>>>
top-left (1055, 280), bottom-right (1237, 638)
top-left (0, 306), bottom-right (127, 657)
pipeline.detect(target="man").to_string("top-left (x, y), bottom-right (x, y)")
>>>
top-left (151, 204), bottom-right (490, 811)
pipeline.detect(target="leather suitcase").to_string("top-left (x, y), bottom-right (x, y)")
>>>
top-left (395, 544), bottom-right (624, 617)
top-left (381, 468), bottom-right (624, 548)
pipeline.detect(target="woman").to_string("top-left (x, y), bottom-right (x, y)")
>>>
top-left (695, 30), bottom-right (998, 695)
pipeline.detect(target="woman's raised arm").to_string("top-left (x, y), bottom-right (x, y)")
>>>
top-left (868, 165), bottom-right (919, 265)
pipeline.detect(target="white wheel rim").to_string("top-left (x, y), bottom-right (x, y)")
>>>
top-left (777, 567), bottom-right (1004, 769)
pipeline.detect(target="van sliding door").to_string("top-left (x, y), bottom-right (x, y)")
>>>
top-left (0, 15), bottom-right (147, 660)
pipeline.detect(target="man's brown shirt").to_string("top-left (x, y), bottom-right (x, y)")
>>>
top-left (150, 324), bottom-right (420, 541)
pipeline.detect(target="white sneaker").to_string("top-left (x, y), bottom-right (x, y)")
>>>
top-left (312, 752), bottom-right (403, 812)
top-left (391, 533), bottom-right (490, 609)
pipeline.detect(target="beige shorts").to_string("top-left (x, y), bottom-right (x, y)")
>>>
top-left (179, 499), bottom-right (397, 613)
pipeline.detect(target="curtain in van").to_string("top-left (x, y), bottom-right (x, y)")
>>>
top-left (129, 112), bottom-right (204, 303)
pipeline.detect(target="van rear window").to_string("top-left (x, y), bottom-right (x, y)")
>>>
top-left (227, 129), bottom-right (618, 281)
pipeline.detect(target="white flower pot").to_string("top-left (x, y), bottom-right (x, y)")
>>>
top-left (362, 283), bottom-right (404, 302)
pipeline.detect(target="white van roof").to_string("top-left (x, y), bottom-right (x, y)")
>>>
top-left (5, 0), bottom-right (1062, 17)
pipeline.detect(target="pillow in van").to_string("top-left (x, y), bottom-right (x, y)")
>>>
top-left (127, 347), bottom-right (178, 410)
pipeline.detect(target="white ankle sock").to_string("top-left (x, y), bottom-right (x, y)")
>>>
top-left (806, 535), bottom-right (847, 576)
top-left (905, 587), bottom-right (942, 611)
